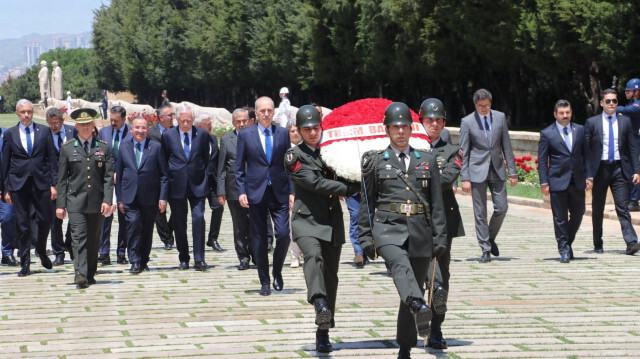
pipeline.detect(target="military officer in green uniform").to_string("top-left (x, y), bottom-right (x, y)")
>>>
top-left (285, 105), bottom-right (359, 353)
top-left (359, 102), bottom-right (448, 359)
top-left (56, 108), bottom-right (114, 288)
top-left (419, 98), bottom-right (465, 350)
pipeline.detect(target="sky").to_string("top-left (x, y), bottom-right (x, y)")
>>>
top-left (0, 0), bottom-right (110, 40)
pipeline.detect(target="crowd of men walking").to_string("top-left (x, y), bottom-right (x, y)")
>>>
top-left (1, 81), bottom-right (640, 358)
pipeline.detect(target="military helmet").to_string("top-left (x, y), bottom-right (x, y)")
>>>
top-left (383, 102), bottom-right (412, 126)
top-left (626, 78), bottom-right (640, 91)
top-left (296, 105), bottom-right (321, 128)
top-left (419, 98), bottom-right (447, 120)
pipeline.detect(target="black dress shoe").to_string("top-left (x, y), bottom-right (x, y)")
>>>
top-left (98, 255), bottom-right (111, 265)
top-left (18, 265), bottom-right (30, 277)
top-left (397, 345), bottom-right (411, 359)
top-left (259, 284), bottom-right (271, 296)
top-left (142, 264), bottom-right (150, 271)
top-left (88, 277), bottom-right (97, 285)
top-left (39, 253), bottom-right (53, 269)
top-left (428, 332), bottom-right (448, 349)
top-left (178, 261), bottom-right (189, 270)
top-left (594, 247), bottom-right (604, 254)
top-left (479, 251), bottom-right (491, 263)
top-left (75, 273), bottom-right (88, 288)
top-left (164, 243), bottom-right (173, 250)
top-left (117, 255), bottom-right (128, 265)
top-left (194, 261), bottom-right (208, 271)
top-left (238, 260), bottom-right (249, 270)
top-left (315, 328), bottom-right (333, 353)
top-left (53, 254), bottom-right (65, 266)
top-left (629, 200), bottom-right (640, 212)
top-left (408, 298), bottom-right (432, 338)
top-left (130, 262), bottom-right (141, 274)
top-left (560, 253), bottom-right (570, 263)
top-left (431, 281), bottom-right (448, 314)
top-left (626, 242), bottom-right (640, 255)
top-left (2, 255), bottom-right (19, 266)
top-left (313, 297), bottom-right (332, 329)
top-left (208, 239), bottom-right (224, 252)
top-left (273, 273), bottom-right (283, 291)
top-left (489, 239), bottom-right (500, 256)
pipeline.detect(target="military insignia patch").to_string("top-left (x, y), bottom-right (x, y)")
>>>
top-left (291, 161), bottom-right (302, 172)
top-left (286, 153), bottom-right (293, 163)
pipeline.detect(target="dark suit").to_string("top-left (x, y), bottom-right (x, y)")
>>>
top-left (286, 143), bottom-right (352, 325)
top-left (217, 130), bottom-right (251, 263)
top-left (585, 113), bottom-right (640, 249)
top-left (162, 126), bottom-right (213, 264)
top-left (50, 124), bottom-right (75, 256)
top-left (97, 124), bottom-right (129, 260)
top-left (147, 123), bottom-right (174, 247)
top-left (359, 146), bottom-right (447, 348)
top-left (235, 123), bottom-right (293, 286)
top-left (538, 122), bottom-right (588, 257)
top-left (115, 137), bottom-right (168, 267)
top-left (1, 122), bottom-right (57, 267)
top-left (206, 134), bottom-right (224, 246)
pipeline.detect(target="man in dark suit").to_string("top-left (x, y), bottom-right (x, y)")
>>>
top-left (217, 108), bottom-right (252, 269)
top-left (162, 104), bottom-right (213, 271)
top-left (235, 96), bottom-right (294, 296)
top-left (419, 98), bottom-right (465, 350)
top-left (115, 116), bottom-right (168, 273)
top-left (1, 99), bottom-right (57, 276)
top-left (194, 112), bottom-right (224, 253)
top-left (359, 102), bottom-right (448, 359)
top-left (538, 99), bottom-right (589, 263)
top-left (97, 105), bottom-right (129, 265)
top-left (46, 107), bottom-right (75, 265)
top-left (459, 88), bottom-right (518, 262)
top-left (148, 104), bottom-right (175, 250)
top-left (0, 126), bottom-right (19, 267)
top-left (57, 108), bottom-right (114, 288)
top-left (585, 88), bottom-right (640, 255)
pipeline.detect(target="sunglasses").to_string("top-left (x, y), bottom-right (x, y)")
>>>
top-left (604, 99), bottom-right (618, 104)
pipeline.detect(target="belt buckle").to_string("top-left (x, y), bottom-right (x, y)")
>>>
top-left (400, 204), bottom-right (412, 217)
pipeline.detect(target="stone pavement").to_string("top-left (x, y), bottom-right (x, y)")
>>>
top-left (1, 196), bottom-right (640, 359)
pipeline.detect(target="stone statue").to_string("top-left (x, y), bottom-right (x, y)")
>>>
top-left (38, 61), bottom-right (49, 102)
top-left (51, 61), bottom-right (63, 100)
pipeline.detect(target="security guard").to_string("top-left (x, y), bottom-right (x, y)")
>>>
top-left (419, 98), bottom-right (465, 349)
top-left (617, 78), bottom-right (640, 211)
top-left (359, 102), bottom-right (447, 359)
top-left (56, 108), bottom-right (114, 289)
top-left (285, 105), bottom-right (359, 353)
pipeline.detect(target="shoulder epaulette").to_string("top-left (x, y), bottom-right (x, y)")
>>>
top-left (97, 139), bottom-right (108, 144)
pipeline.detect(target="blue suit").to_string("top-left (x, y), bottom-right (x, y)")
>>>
top-left (50, 124), bottom-right (76, 256)
top-left (235, 123), bottom-right (293, 286)
top-left (617, 99), bottom-right (640, 201)
top-left (1, 122), bottom-right (57, 267)
top-left (162, 126), bottom-right (213, 264)
top-left (538, 122), bottom-right (588, 257)
top-left (115, 137), bottom-right (168, 266)
top-left (97, 124), bottom-right (129, 260)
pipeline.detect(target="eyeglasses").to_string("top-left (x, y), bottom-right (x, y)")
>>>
top-left (604, 99), bottom-right (618, 104)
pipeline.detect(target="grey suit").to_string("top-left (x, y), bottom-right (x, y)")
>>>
top-left (459, 110), bottom-right (517, 253)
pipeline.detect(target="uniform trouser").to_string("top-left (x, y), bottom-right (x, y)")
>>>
top-left (207, 190), bottom-right (224, 243)
top-left (592, 162), bottom-right (638, 248)
top-left (296, 236), bottom-right (342, 326)
top-left (124, 201), bottom-right (156, 266)
top-left (377, 244), bottom-right (429, 348)
top-left (50, 199), bottom-right (71, 255)
top-left (426, 237), bottom-right (450, 335)
top-left (471, 168), bottom-right (508, 252)
top-left (11, 180), bottom-right (52, 266)
top-left (155, 209), bottom-right (174, 246)
top-left (69, 212), bottom-right (104, 279)
top-left (0, 201), bottom-right (16, 257)
top-left (227, 200), bottom-right (251, 262)
top-left (99, 210), bottom-right (128, 258)
top-left (345, 193), bottom-right (362, 255)
top-left (550, 181), bottom-right (585, 256)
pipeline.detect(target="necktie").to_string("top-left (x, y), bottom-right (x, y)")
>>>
top-left (264, 128), bottom-right (272, 163)
top-left (399, 152), bottom-right (407, 172)
top-left (84, 140), bottom-right (89, 156)
top-left (184, 132), bottom-right (190, 158)
top-left (483, 116), bottom-right (490, 139)
top-left (563, 127), bottom-right (571, 151)
top-left (113, 129), bottom-right (120, 158)
top-left (25, 126), bottom-right (32, 156)
top-left (57, 133), bottom-right (63, 151)
top-left (135, 142), bottom-right (142, 168)
top-left (608, 115), bottom-right (615, 163)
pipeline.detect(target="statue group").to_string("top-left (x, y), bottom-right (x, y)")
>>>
top-left (38, 60), bottom-right (63, 101)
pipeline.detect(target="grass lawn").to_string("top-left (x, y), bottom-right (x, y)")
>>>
top-left (0, 113), bottom-right (47, 128)
top-left (507, 182), bottom-right (542, 200)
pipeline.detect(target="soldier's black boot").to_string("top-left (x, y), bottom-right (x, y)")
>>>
top-left (431, 281), bottom-right (448, 314)
top-left (408, 298), bottom-right (431, 338)
top-left (313, 297), bottom-right (332, 330)
top-left (397, 345), bottom-right (411, 359)
top-left (315, 328), bottom-right (332, 353)
top-left (427, 313), bottom-right (448, 349)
